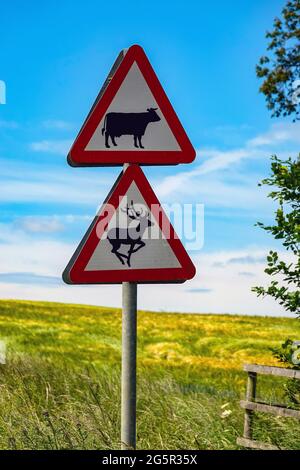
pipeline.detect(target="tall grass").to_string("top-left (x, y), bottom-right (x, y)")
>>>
top-left (0, 300), bottom-right (299, 449)
top-left (0, 356), bottom-right (244, 450)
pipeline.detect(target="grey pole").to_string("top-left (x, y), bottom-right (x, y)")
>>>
top-left (121, 163), bottom-right (137, 450)
top-left (121, 281), bottom-right (137, 449)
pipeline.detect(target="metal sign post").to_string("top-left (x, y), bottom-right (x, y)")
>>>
top-left (121, 281), bottom-right (137, 450)
top-left (121, 162), bottom-right (137, 450)
top-left (62, 45), bottom-right (196, 451)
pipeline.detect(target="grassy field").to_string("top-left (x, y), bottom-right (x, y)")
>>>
top-left (0, 299), bottom-right (299, 450)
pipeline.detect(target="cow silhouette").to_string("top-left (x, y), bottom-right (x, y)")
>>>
top-left (107, 201), bottom-right (153, 267)
top-left (101, 108), bottom-right (161, 149)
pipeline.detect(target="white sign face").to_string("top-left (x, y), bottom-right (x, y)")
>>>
top-left (68, 45), bottom-right (196, 166)
top-left (63, 165), bottom-right (196, 284)
top-left (84, 181), bottom-right (181, 271)
top-left (85, 63), bottom-right (181, 152)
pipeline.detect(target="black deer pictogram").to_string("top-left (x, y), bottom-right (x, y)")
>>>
top-left (101, 108), bottom-right (161, 149)
top-left (107, 201), bottom-right (153, 267)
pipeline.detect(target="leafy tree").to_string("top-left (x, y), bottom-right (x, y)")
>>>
top-left (252, 156), bottom-right (300, 315)
top-left (272, 338), bottom-right (300, 405)
top-left (256, 0), bottom-right (300, 120)
top-left (254, 1), bottom-right (300, 317)
top-left (272, 338), bottom-right (300, 368)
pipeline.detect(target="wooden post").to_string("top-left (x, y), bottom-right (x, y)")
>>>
top-left (243, 371), bottom-right (257, 439)
top-left (237, 364), bottom-right (300, 449)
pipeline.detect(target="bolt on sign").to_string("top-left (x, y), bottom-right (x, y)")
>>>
top-left (63, 165), bottom-right (196, 284)
top-left (67, 45), bottom-right (196, 166)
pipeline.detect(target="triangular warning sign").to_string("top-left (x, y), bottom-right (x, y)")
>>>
top-left (68, 45), bottom-right (196, 167)
top-left (63, 165), bottom-right (196, 284)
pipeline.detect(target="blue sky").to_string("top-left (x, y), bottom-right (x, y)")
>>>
top-left (0, 0), bottom-right (298, 315)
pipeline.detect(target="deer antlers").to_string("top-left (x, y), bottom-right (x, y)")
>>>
top-left (121, 201), bottom-right (146, 219)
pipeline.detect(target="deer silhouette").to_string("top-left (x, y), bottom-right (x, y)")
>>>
top-left (107, 201), bottom-right (153, 267)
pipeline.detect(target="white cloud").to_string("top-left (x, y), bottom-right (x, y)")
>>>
top-left (0, 272), bottom-right (61, 285)
top-left (155, 148), bottom-right (270, 211)
top-left (155, 146), bottom-right (264, 200)
top-left (13, 215), bottom-right (93, 233)
top-left (30, 139), bottom-right (72, 155)
top-left (196, 147), bottom-right (261, 175)
top-left (0, 237), bottom-right (71, 278)
top-left (42, 120), bottom-right (74, 130)
top-left (155, 121), bottom-right (300, 204)
top-left (0, 122), bottom-right (296, 317)
top-left (3, 120), bottom-right (295, 213)
top-left (248, 122), bottom-right (300, 147)
top-left (0, 248), bottom-right (290, 316)
top-left (16, 216), bottom-right (64, 233)
top-left (0, 180), bottom-right (101, 204)
top-left (0, 158), bottom-right (113, 205)
top-left (213, 254), bottom-right (267, 267)
top-left (0, 223), bottom-right (293, 316)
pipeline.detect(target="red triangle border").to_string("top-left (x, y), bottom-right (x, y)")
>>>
top-left (63, 165), bottom-right (196, 284)
top-left (68, 45), bottom-right (196, 166)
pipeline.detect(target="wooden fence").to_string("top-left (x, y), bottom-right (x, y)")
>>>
top-left (237, 364), bottom-right (300, 450)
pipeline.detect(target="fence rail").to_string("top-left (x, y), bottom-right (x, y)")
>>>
top-left (243, 364), bottom-right (300, 379)
top-left (237, 364), bottom-right (300, 451)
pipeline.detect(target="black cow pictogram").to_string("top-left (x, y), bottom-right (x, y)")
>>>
top-left (101, 108), bottom-right (161, 149)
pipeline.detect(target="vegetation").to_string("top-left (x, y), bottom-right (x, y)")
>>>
top-left (272, 338), bottom-right (300, 406)
top-left (256, 0), bottom-right (300, 120)
top-left (254, 0), bottom-right (300, 317)
top-left (0, 299), bottom-right (299, 449)
top-left (252, 155), bottom-right (300, 316)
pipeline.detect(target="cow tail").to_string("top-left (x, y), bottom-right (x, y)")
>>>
top-left (101, 115), bottom-right (107, 135)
